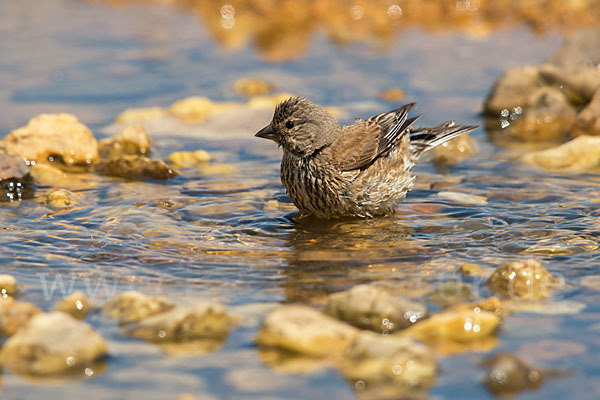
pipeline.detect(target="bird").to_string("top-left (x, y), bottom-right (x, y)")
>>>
top-left (255, 96), bottom-right (478, 218)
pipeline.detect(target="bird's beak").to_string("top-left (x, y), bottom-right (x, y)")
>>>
top-left (255, 124), bottom-right (279, 142)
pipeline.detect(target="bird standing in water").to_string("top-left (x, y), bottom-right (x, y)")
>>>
top-left (256, 97), bottom-right (477, 218)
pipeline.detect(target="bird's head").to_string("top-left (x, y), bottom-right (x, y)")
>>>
top-left (255, 97), bottom-right (339, 157)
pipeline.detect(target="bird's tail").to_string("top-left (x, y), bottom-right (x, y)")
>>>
top-left (409, 121), bottom-right (478, 158)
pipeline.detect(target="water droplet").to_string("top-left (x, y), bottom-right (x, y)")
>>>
top-left (350, 5), bottom-right (364, 20)
top-left (500, 109), bottom-right (509, 118)
top-left (355, 380), bottom-right (365, 390)
top-left (84, 368), bottom-right (94, 377)
top-left (66, 356), bottom-right (75, 366)
top-left (387, 4), bottom-right (402, 19)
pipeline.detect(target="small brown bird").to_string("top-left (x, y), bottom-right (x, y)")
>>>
top-left (256, 97), bottom-right (477, 218)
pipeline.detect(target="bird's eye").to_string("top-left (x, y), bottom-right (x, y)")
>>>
top-left (285, 120), bottom-right (295, 129)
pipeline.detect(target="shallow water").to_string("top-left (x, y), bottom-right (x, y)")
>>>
top-left (2, 1), bottom-right (600, 399)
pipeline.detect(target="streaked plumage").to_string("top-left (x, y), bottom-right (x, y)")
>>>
top-left (256, 97), bottom-right (477, 218)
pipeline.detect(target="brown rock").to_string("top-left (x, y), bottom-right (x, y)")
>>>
top-left (55, 291), bottom-right (91, 320)
top-left (94, 155), bottom-right (177, 180)
top-left (483, 353), bottom-right (547, 396)
top-left (3, 114), bottom-right (99, 165)
top-left (324, 285), bottom-right (426, 332)
top-left (103, 291), bottom-right (175, 325)
top-left (508, 87), bottom-right (576, 142)
top-left (115, 107), bottom-right (166, 124)
top-left (123, 302), bottom-right (239, 342)
top-left (98, 124), bottom-right (152, 158)
top-left (551, 28), bottom-right (600, 68)
top-left (169, 97), bottom-right (240, 124)
top-left (487, 260), bottom-right (560, 299)
top-left (538, 63), bottom-right (600, 106)
top-left (0, 153), bottom-right (34, 202)
top-left (573, 89), bottom-right (600, 137)
top-left (0, 297), bottom-right (41, 337)
top-left (484, 66), bottom-right (543, 116)
top-left (0, 311), bottom-right (107, 375)
top-left (256, 305), bottom-right (359, 357)
top-left (167, 150), bottom-right (212, 168)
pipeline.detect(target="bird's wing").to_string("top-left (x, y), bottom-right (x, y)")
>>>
top-left (330, 103), bottom-right (420, 171)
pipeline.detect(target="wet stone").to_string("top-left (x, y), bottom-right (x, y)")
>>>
top-left (435, 191), bottom-right (487, 205)
top-left (341, 331), bottom-right (436, 389)
top-left (324, 285), bottom-right (427, 333)
top-left (0, 274), bottom-right (17, 297)
top-left (122, 302), bottom-right (240, 342)
top-left (484, 66), bottom-right (542, 116)
top-left (0, 153), bottom-right (34, 202)
top-left (487, 260), bottom-right (561, 299)
top-left (55, 291), bottom-right (91, 320)
top-left (572, 88), bottom-right (600, 137)
top-left (403, 307), bottom-right (500, 344)
top-left (94, 155), bottom-right (178, 180)
top-left (167, 149), bottom-right (212, 168)
top-left (98, 124), bottom-right (152, 158)
top-left (115, 107), bottom-right (166, 124)
top-left (2, 113), bottom-right (99, 166)
top-left (0, 297), bottom-right (42, 337)
top-left (256, 305), bottom-right (359, 357)
top-left (429, 133), bottom-right (477, 167)
top-left (169, 96), bottom-right (241, 124)
top-left (103, 291), bottom-right (175, 325)
top-left (379, 88), bottom-right (405, 102)
top-left (459, 263), bottom-right (495, 278)
top-left (523, 135), bottom-right (600, 172)
top-left (37, 188), bottom-right (80, 209)
top-left (483, 353), bottom-right (548, 396)
top-left (0, 311), bottom-right (107, 376)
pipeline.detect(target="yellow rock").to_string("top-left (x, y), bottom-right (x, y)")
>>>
top-left (256, 305), bottom-right (359, 357)
top-left (430, 133), bottom-right (477, 167)
top-left (233, 77), bottom-right (275, 97)
top-left (247, 93), bottom-right (296, 109)
top-left (487, 260), bottom-right (561, 299)
top-left (403, 308), bottom-right (500, 344)
top-left (167, 150), bottom-right (212, 168)
top-left (169, 96), bottom-right (240, 124)
top-left (523, 135), bottom-right (600, 172)
top-left (0, 297), bottom-right (42, 337)
top-left (115, 107), bottom-right (166, 124)
top-left (3, 113), bottom-right (99, 165)
top-left (99, 124), bottom-right (152, 158)
top-left (341, 331), bottom-right (436, 387)
top-left (1, 311), bottom-right (107, 375)
top-left (103, 291), bottom-right (174, 325)
top-left (197, 163), bottom-right (237, 176)
top-left (37, 188), bottom-right (81, 209)
top-left (379, 88), bottom-right (405, 102)
top-left (55, 291), bottom-right (91, 320)
top-left (0, 274), bottom-right (17, 297)
top-left (459, 263), bottom-right (495, 278)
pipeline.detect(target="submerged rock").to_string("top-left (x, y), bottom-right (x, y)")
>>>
top-left (403, 307), bottom-right (500, 344)
top-left (523, 135), bottom-right (600, 172)
top-left (324, 285), bottom-right (426, 333)
top-left (572, 89), bottom-right (600, 137)
top-left (122, 302), bottom-right (240, 342)
top-left (483, 353), bottom-right (548, 396)
top-left (94, 155), bottom-right (177, 180)
top-left (98, 124), bottom-right (152, 158)
top-left (2, 114), bottom-right (99, 165)
top-left (167, 150), bottom-right (212, 168)
top-left (459, 263), bottom-right (495, 278)
top-left (103, 291), bottom-right (174, 325)
top-left (429, 133), bottom-right (477, 167)
top-left (55, 291), bottom-right (91, 320)
top-left (0, 153), bottom-right (34, 202)
top-left (0, 311), bottom-right (107, 375)
top-left (341, 331), bottom-right (436, 388)
top-left (256, 305), bottom-right (359, 357)
top-left (487, 260), bottom-right (561, 299)
top-left (37, 188), bottom-right (80, 209)
top-left (0, 274), bottom-right (17, 297)
top-left (429, 281), bottom-right (472, 308)
top-left (0, 297), bottom-right (41, 337)
top-left (233, 77), bottom-right (275, 97)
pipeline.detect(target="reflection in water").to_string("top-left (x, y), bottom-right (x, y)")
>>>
top-left (100, 0), bottom-right (600, 61)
